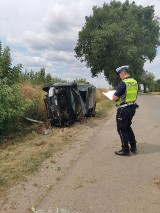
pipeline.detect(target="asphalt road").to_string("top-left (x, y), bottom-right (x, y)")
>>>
top-left (36, 95), bottom-right (160, 213)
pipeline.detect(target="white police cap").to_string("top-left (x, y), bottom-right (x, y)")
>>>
top-left (116, 65), bottom-right (129, 74)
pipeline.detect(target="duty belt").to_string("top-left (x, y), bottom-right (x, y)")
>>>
top-left (117, 102), bottom-right (135, 109)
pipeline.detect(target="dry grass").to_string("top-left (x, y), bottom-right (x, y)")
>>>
top-left (96, 100), bottom-right (114, 118)
top-left (21, 83), bottom-right (46, 117)
top-left (96, 88), bottom-right (114, 117)
top-left (0, 127), bottom-right (74, 192)
top-left (96, 88), bottom-right (109, 103)
top-left (150, 92), bottom-right (160, 95)
top-left (21, 84), bottom-right (40, 100)
top-left (0, 88), bottom-right (114, 192)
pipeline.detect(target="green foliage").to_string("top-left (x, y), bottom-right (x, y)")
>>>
top-left (0, 43), bottom-right (64, 87)
top-left (11, 64), bottom-right (23, 84)
top-left (139, 71), bottom-right (155, 92)
top-left (0, 41), bottom-right (69, 137)
top-left (74, 78), bottom-right (88, 83)
top-left (154, 79), bottom-right (160, 92)
top-left (75, 0), bottom-right (160, 87)
top-left (0, 82), bottom-right (33, 136)
top-left (0, 44), bottom-right (23, 85)
top-left (0, 46), bottom-right (12, 82)
top-left (20, 68), bottom-right (65, 85)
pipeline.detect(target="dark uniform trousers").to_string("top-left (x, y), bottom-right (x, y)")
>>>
top-left (116, 105), bottom-right (137, 151)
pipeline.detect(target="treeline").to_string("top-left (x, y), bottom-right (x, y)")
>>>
top-left (0, 42), bottom-right (66, 137)
top-left (0, 45), bottom-right (65, 86)
top-left (154, 79), bottom-right (160, 92)
top-left (0, 41), bottom-right (160, 137)
top-left (139, 71), bottom-right (160, 93)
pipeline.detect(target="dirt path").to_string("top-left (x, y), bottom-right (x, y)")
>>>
top-left (1, 95), bottom-right (160, 213)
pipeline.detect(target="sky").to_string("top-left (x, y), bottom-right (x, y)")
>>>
top-left (0, 0), bottom-right (160, 88)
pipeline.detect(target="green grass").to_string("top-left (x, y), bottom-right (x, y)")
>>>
top-left (96, 100), bottom-right (114, 117)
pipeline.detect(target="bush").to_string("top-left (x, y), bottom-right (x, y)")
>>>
top-left (0, 83), bottom-right (33, 136)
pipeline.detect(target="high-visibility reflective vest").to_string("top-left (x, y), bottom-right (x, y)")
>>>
top-left (115, 78), bottom-right (138, 106)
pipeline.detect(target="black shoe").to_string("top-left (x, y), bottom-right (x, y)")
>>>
top-left (130, 147), bottom-right (137, 154)
top-left (115, 149), bottom-right (130, 156)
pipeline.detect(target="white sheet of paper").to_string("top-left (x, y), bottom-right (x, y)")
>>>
top-left (102, 90), bottom-right (116, 100)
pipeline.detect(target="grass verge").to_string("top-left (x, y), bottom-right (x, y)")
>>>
top-left (96, 100), bottom-right (114, 117)
top-left (150, 92), bottom-right (160, 95)
top-left (0, 88), bottom-right (114, 192)
top-left (0, 128), bottom-right (73, 192)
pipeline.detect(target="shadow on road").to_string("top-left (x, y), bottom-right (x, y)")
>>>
top-left (137, 142), bottom-right (160, 154)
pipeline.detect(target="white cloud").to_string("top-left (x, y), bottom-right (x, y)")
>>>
top-left (0, 0), bottom-right (160, 87)
top-left (13, 52), bottom-right (50, 68)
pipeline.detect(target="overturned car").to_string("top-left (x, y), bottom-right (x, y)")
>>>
top-left (42, 82), bottom-right (96, 127)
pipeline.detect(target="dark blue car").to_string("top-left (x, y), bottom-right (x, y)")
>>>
top-left (42, 82), bottom-right (96, 126)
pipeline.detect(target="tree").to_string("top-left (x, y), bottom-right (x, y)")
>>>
top-left (0, 42), bottom-right (2, 78)
top-left (154, 79), bottom-right (160, 92)
top-left (75, 0), bottom-right (160, 87)
top-left (74, 78), bottom-right (88, 83)
top-left (11, 64), bottom-right (23, 84)
top-left (0, 44), bottom-right (22, 85)
top-left (0, 41), bottom-right (2, 55)
top-left (0, 83), bottom-right (33, 136)
top-left (45, 73), bottom-right (53, 83)
top-left (36, 68), bottom-right (45, 84)
top-left (140, 71), bottom-right (155, 92)
top-left (0, 46), bottom-right (12, 81)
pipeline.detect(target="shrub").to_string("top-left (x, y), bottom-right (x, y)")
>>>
top-left (0, 83), bottom-right (33, 136)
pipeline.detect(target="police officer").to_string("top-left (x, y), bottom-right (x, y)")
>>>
top-left (112, 65), bottom-right (138, 156)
